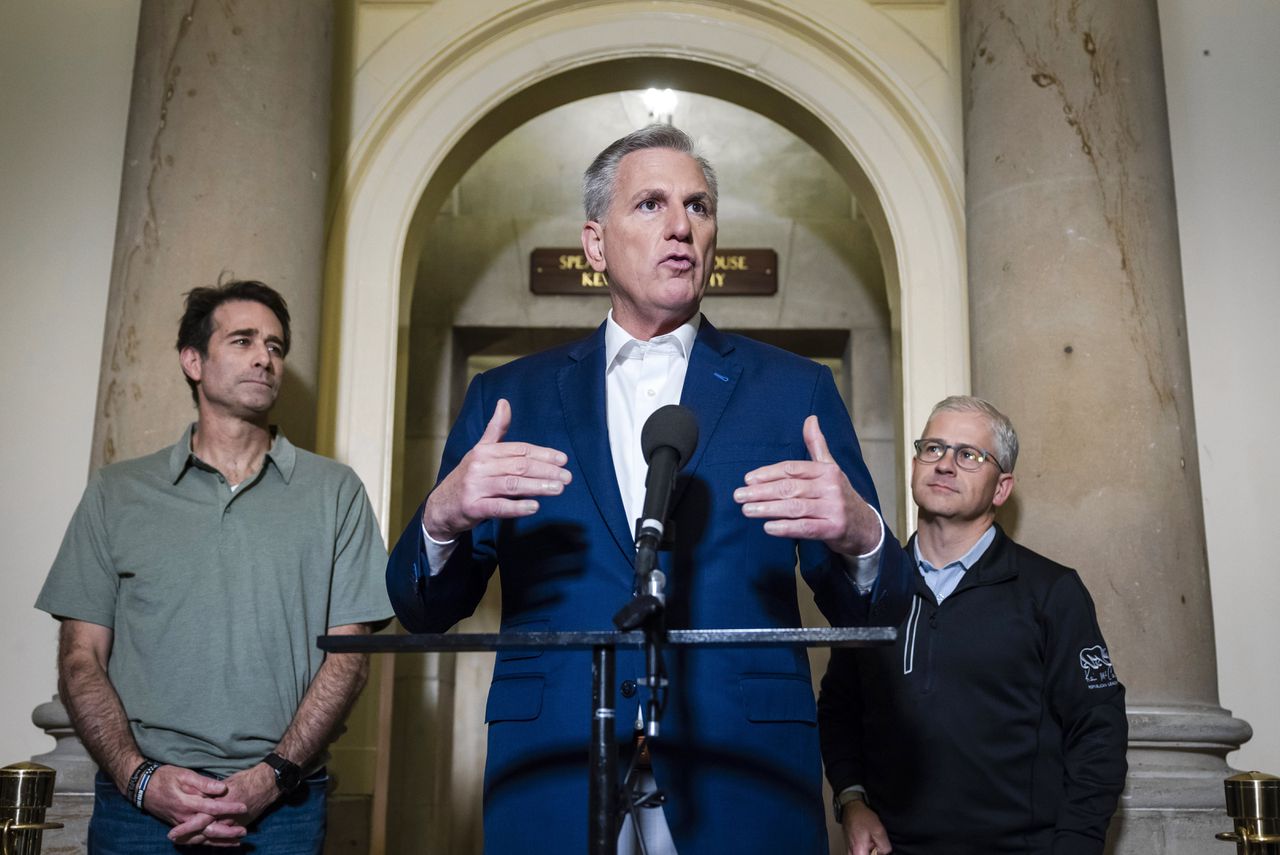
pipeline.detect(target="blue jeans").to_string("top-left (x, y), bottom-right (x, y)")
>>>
top-left (88, 769), bottom-right (327, 854)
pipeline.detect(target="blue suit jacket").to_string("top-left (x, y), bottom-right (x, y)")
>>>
top-left (388, 318), bottom-right (911, 854)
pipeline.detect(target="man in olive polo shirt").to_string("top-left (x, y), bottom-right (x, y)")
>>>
top-left (36, 280), bottom-right (391, 853)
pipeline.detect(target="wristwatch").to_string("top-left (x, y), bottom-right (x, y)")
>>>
top-left (833, 786), bottom-right (868, 822)
top-left (264, 752), bottom-right (303, 793)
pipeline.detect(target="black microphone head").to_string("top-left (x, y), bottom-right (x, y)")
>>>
top-left (641, 405), bottom-right (699, 468)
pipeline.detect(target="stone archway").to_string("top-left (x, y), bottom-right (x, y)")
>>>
top-left (323, 2), bottom-right (967, 849)
top-left (322, 0), bottom-right (967, 536)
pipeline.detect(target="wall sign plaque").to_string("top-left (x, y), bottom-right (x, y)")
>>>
top-left (530, 249), bottom-right (777, 296)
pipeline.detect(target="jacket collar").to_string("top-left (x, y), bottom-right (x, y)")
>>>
top-left (908, 524), bottom-right (1018, 601)
top-left (556, 316), bottom-right (743, 567)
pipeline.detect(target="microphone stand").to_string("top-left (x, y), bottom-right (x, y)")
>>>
top-left (614, 516), bottom-right (669, 737)
top-left (612, 516), bottom-right (670, 854)
top-left (609, 404), bottom-right (695, 850)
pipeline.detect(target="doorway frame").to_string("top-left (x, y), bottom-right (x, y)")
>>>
top-left (320, 0), bottom-right (968, 537)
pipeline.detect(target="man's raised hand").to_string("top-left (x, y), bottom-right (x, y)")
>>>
top-left (423, 399), bottom-right (571, 541)
top-left (733, 415), bottom-right (880, 556)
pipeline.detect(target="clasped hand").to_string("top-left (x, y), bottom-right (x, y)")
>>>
top-left (138, 764), bottom-right (253, 847)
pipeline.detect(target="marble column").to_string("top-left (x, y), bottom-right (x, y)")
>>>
top-left (91, 0), bottom-right (334, 468)
top-left (40, 0), bottom-right (336, 841)
top-left (962, 1), bottom-right (1249, 852)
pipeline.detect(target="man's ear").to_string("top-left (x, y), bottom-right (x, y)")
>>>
top-left (992, 472), bottom-right (1015, 508)
top-left (179, 346), bottom-right (203, 385)
top-left (582, 221), bottom-right (607, 272)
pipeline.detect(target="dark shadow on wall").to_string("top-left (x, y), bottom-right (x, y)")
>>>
top-left (273, 362), bottom-right (318, 452)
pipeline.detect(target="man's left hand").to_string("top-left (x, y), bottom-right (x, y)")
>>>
top-left (221, 763), bottom-right (280, 827)
top-left (734, 415), bottom-right (880, 556)
top-left (166, 763), bottom-right (278, 846)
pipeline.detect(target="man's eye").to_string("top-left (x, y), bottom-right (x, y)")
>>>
top-left (639, 199), bottom-right (659, 212)
top-left (923, 442), bottom-right (945, 457)
top-left (958, 447), bottom-right (981, 463)
top-left (268, 344), bottom-right (283, 355)
top-left (688, 201), bottom-right (707, 215)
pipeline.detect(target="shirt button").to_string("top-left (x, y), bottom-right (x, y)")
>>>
top-left (646, 389), bottom-right (656, 397)
top-left (620, 680), bottom-right (638, 698)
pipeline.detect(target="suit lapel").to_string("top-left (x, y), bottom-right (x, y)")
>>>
top-left (558, 325), bottom-right (635, 565)
top-left (675, 319), bottom-right (741, 508)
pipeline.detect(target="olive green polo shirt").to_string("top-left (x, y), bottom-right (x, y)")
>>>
top-left (37, 426), bottom-right (392, 776)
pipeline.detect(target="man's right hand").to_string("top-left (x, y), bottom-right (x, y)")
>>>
top-left (423, 398), bottom-right (571, 541)
top-left (842, 801), bottom-right (892, 855)
top-left (140, 765), bottom-right (248, 847)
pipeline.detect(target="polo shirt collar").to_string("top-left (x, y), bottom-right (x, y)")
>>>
top-left (168, 423), bottom-right (297, 484)
top-left (267, 431), bottom-right (297, 483)
top-left (604, 309), bottom-right (700, 368)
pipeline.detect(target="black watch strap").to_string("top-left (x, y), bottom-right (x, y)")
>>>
top-left (264, 752), bottom-right (303, 793)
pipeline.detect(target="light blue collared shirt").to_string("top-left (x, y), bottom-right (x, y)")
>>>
top-left (914, 525), bottom-right (996, 602)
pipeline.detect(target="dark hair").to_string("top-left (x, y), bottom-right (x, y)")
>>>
top-left (176, 279), bottom-right (291, 404)
top-left (582, 124), bottom-right (718, 222)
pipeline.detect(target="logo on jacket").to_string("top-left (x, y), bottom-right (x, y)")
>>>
top-left (1078, 645), bottom-right (1118, 689)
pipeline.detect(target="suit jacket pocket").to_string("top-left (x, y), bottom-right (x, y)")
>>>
top-left (497, 618), bottom-right (550, 662)
top-left (739, 674), bottom-right (818, 724)
top-left (485, 675), bottom-right (545, 723)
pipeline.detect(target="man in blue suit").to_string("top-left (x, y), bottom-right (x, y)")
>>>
top-left (387, 125), bottom-right (911, 854)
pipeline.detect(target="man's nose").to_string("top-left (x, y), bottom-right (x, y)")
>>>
top-left (934, 448), bottom-right (958, 472)
top-left (665, 206), bottom-right (692, 242)
top-left (252, 342), bottom-right (275, 370)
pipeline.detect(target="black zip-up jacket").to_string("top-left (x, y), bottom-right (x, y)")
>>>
top-left (818, 526), bottom-right (1127, 854)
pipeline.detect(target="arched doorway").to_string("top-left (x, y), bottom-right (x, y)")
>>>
top-left (322, 3), bottom-right (966, 850)
top-left (392, 88), bottom-right (901, 851)
top-left (322, 1), bottom-right (966, 531)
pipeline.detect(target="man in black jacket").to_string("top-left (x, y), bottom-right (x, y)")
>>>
top-left (817, 396), bottom-right (1127, 855)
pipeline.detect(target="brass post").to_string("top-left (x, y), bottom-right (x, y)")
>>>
top-left (1217, 771), bottom-right (1280, 854)
top-left (0, 763), bottom-right (63, 855)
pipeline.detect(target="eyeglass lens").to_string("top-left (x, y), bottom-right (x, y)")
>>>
top-left (914, 440), bottom-right (990, 471)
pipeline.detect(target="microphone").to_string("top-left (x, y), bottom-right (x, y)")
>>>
top-left (633, 405), bottom-right (699, 581)
top-left (624, 405), bottom-right (698, 740)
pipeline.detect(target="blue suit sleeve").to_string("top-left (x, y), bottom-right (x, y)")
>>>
top-left (386, 375), bottom-right (499, 633)
top-left (799, 365), bottom-right (912, 629)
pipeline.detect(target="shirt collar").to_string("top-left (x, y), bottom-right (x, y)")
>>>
top-left (914, 524), bottom-right (997, 573)
top-left (168, 423), bottom-right (297, 484)
top-left (604, 309), bottom-right (700, 369)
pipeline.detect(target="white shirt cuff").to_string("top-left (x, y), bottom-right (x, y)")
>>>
top-left (844, 509), bottom-right (885, 593)
top-left (422, 519), bottom-right (458, 577)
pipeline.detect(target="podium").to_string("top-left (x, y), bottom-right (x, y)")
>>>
top-left (320, 626), bottom-right (894, 855)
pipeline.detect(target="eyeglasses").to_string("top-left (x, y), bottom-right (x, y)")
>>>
top-left (912, 439), bottom-right (1005, 473)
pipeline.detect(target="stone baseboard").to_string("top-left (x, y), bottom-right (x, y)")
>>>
top-left (1108, 806), bottom-right (1233, 855)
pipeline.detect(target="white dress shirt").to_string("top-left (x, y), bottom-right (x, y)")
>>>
top-left (604, 311), bottom-right (699, 532)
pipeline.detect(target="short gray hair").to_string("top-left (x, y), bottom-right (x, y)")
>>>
top-left (928, 395), bottom-right (1019, 473)
top-left (582, 124), bottom-right (718, 223)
